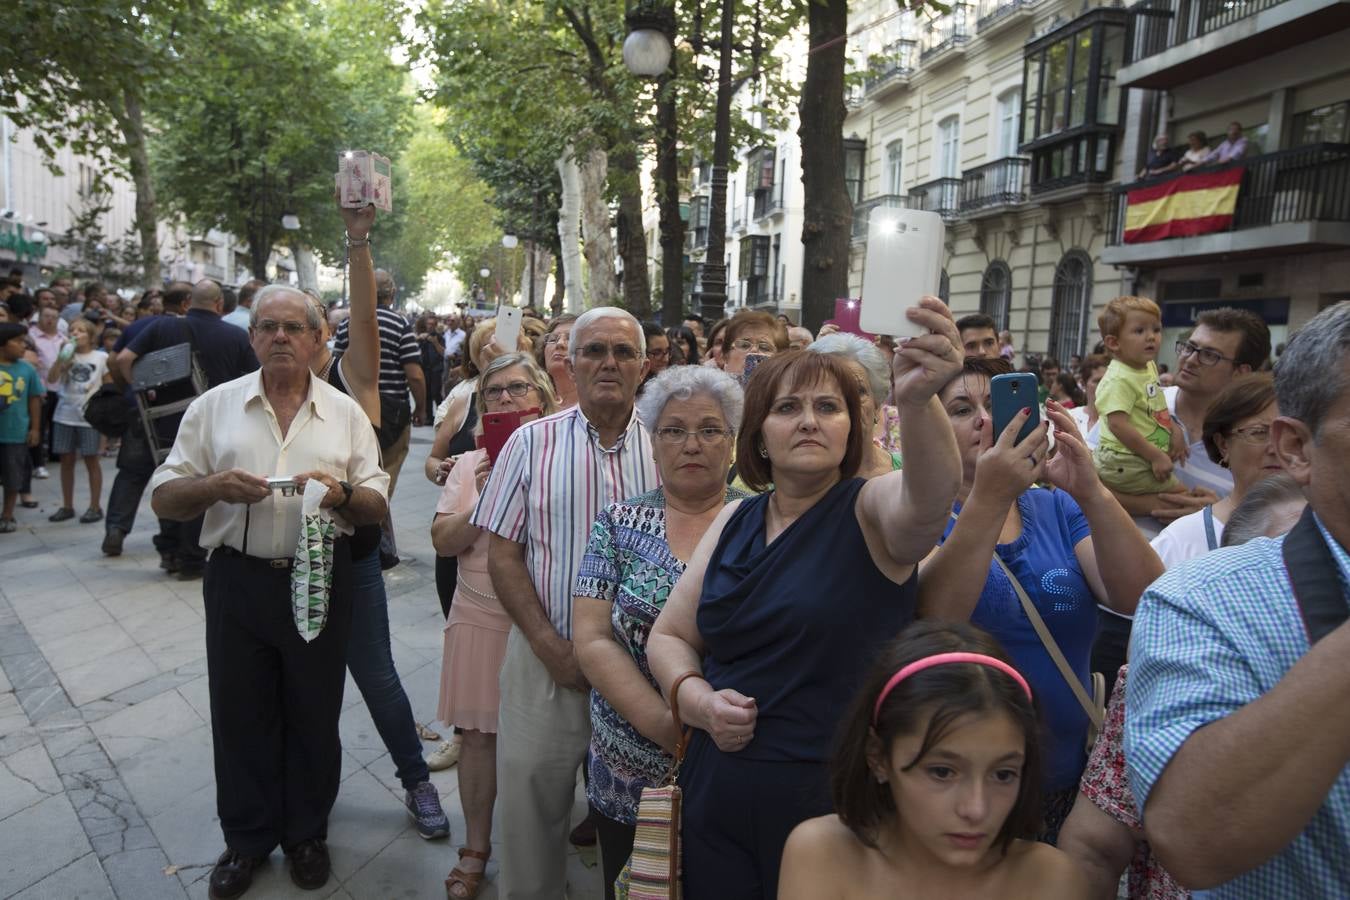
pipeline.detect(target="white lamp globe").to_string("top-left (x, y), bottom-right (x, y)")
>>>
top-left (501, 233), bottom-right (519, 249)
top-left (623, 28), bottom-right (672, 77)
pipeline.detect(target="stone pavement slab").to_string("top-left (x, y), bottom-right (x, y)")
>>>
top-left (0, 426), bottom-right (602, 898)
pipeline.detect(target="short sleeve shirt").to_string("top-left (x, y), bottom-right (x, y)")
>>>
top-left (469, 406), bottom-right (660, 639)
top-left (941, 488), bottom-right (1096, 791)
top-left (1150, 506), bottom-right (1224, 570)
top-left (334, 307), bottom-right (420, 397)
top-left (53, 350), bottom-right (109, 427)
top-left (0, 359), bottom-right (45, 443)
top-left (1164, 385), bottom-right (1234, 498)
top-left (1096, 359), bottom-right (1171, 454)
top-left (1125, 515), bottom-right (1350, 898)
top-left (575, 486), bottom-right (747, 824)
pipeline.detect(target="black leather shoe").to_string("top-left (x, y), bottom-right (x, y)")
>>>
top-left (101, 528), bottom-right (125, 557)
top-left (208, 848), bottom-right (265, 899)
top-left (286, 838), bottom-right (330, 890)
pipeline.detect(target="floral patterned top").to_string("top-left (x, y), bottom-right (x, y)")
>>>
top-left (574, 486), bottom-right (748, 824)
top-left (1080, 665), bottom-right (1189, 900)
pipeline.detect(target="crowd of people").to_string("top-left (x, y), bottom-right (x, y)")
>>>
top-left (2, 195), bottom-right (1347, 900)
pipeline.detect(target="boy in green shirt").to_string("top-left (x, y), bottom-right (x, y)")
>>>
top-left (1092, 296), bottom-right (1186, 495)
top-left (0, 322), bottom-right (46, 532)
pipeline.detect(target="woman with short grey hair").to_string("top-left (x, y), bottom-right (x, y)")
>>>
top-left (573, 365), bottom-right (747, 896)
top-left (808, 333), bottom-right (903, 477)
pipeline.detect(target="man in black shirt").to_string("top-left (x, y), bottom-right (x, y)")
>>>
top-left (103, 279), bottom-right (257, 576)
top-left (1138, 133), bottom-right (1182, 179)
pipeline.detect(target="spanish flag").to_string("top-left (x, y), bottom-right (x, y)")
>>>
top-left (1123, 167), bottom-right (1244, 244)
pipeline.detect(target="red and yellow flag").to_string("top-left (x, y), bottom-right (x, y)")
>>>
top-left (1123, 167), bottom-right (1244, 244)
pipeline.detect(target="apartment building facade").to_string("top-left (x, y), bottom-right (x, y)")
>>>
top-left (845, 0), bottom-right (1349, 366)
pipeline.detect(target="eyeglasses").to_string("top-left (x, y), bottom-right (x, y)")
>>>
top-left (255, 320), bottom-right (310, 336)
top-left (483, 380), bottom-right (537, 401)
top-left (730, 338), bottom-right (776, 354)
top-left (653, 426), bottom-right (732, 445)
top-left (543, 333), bottom-right (569, 346)
top-left (579, 342), bottom-right (640, 362)
top-left (1175, 340), bottom-right (1236, 368)
top-left (647, 347), bottom-right (669, 359)
top-left (1228, 423), bottom-right (1273, 445)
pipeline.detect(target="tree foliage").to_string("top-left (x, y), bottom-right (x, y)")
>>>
top-left (150, 0), bottom-right (414, 281)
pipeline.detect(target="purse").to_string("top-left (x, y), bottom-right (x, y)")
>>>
top-left (615, 671), bottom-right (698, 900)
top-left (993, 554), bottom-right (1106, 751)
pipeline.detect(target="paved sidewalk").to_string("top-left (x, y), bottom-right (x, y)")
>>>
top-left (0, 427), bottom-right (601, 899)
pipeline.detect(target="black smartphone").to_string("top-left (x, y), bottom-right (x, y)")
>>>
top-left (990, 373), bottom-right (1040, 445)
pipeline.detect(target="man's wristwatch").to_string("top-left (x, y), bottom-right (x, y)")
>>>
top-left (334, 480), bottom-right (354, 511)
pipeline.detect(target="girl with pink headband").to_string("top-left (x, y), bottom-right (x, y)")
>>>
top-left (779, 621), bottom-right (1088, 899)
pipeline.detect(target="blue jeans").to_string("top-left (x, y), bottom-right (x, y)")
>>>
top-left (346, 546), bottom-right (429, 790)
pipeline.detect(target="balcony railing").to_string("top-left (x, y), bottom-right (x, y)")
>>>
top-left (961, 157), bottom-right (1031, 212)
top-left (1125, 0), bottom-right (1289, 62)
top-left (976, 0), bottom-right (1031, 31)
top-left (919, 6), bottom-right (971, 62)
top-left (864, 39), bottom-right (918, 96)
top-left (851, 194), bottom-right (912, 242)
top-left (909, 177), bottom-right (964, 219)
top-left (1106, 143), bottom-right (1350, 245)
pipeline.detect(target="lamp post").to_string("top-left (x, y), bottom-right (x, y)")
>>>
top-left (479, 267), bottom-right (491, 308)
top-left (625, 0), bottom-right (735, 326)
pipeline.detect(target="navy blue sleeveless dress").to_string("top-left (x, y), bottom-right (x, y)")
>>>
top-left (679, 478), bottom-right (917, 899)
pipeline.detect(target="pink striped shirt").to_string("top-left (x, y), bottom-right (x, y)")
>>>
top-left (470, 405), bottom-right (660, 639)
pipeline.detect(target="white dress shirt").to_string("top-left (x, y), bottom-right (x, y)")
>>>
top-left (150, 369), bottom-right (389, 558)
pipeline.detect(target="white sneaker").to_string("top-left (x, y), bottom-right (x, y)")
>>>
top-left (33, 467), bottom-right (49, 479)
top-left (426, 740), bottom-right (461, 771)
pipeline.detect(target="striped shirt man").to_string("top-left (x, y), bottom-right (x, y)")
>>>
top-left (470, 405), bottom-right (659, 640)
top-left (333, 306), bottom-right (420, 397)
top-left (1124, 514), bottom-right (1350, 898)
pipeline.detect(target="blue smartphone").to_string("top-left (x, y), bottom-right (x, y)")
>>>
top-left (741, 353), bottom-right (769, 385)
top-left (990, 373), bottom-right (1040, 445)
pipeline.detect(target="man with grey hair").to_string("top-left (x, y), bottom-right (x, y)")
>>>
top-left (471, 306), bottom-right (657, 899)
top-left (787, 324), bottom-right (813, 350)
top-left (1125, 302), bottom-right (1350, 897)
top-left (103, 278), bottom-right (256, 572)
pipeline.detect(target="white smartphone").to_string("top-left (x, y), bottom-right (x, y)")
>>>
top-left (495, 306), bottom-right (523, 351)
top-left (859, 207), bottom-right (945, 340)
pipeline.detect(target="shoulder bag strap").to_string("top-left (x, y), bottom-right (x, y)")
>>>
top-left (1203, 504), bottom-right (1219, 552)
top-left (667, 671), bottom-right (701, 765)
top-left (948, 510), bottom-right (1102, 730)
top-left (1282, 505), bottom-right (1350, 645)
top-left (993, 553), bottom-right (1104, 732)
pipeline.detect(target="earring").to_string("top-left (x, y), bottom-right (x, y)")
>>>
top-left (758, 443), bottom-right (768, 458)
top-left (874, 772), bottom-right (889, 785)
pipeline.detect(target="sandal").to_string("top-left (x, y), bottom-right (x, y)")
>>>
top-left (444, 848), bottom-right (489, 900)
top-left (19, 500), bottom-right (38, 509)
top-left (0, 518), bottom-right (16, 534)
top-left (417, 723), bottom-right (443, 742)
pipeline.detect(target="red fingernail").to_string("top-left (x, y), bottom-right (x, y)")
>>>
top-left (1021, 407), bottom-right (1030, 415)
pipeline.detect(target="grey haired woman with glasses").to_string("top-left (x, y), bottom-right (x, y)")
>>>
top-left (572, 365), bottom-right (748, 898)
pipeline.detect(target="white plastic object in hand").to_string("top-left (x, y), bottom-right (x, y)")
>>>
top-left (860, 207), bottom-right (945, 340)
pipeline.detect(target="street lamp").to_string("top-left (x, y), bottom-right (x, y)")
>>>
top-left (623, 2), bottom-right (673, 76)
top-left (625, 0), bottom-right (735, 326)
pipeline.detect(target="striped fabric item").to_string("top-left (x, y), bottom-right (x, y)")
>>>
top-left (333, 306), bottom-right (420, 396)
top-left (616, 784), bottom-right (682, 900)
top-left (1123, 166), bottom-right (1244, 243)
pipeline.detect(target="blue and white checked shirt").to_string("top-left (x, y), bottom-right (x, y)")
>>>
top-left (470, 405), bottom-right (659, 640)
top-left (1125, 513), bottom-right (1350, 898)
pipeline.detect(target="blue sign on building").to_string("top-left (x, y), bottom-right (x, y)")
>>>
top-left (1162, 297), bottom-right (1289, 327)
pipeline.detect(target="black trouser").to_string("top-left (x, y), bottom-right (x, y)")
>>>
top-left (106, 420), bottom-right (205, 565)
top-left (592, 805), bottom-right (636, 900)
top-left (204, 542), bottom-right (353, 856)
top-left (29, 392), bottom-right (59, 469)
top-left (1091, 607), bottom-right (1133, 701)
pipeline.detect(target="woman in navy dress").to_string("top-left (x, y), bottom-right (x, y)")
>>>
top-left (647, 296), bottom-right (966, 899)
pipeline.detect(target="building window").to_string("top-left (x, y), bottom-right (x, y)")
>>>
top-left (844, 138), bottom-right (866, 205)
top-left (1292, 101), bottom-right (1349, 146)
top-left (1049, 250), bottom-right (1093, 363)
top-left (740, 235), bottom-right (771, 304)
top-left (1020, 8), bottom-right (1128, 192)
top-left (980, 261), bottom-right (1013, 330)
top-left (937, 116), bottom-right (961, 179)
top-left (886, 140), bottom-right (904, 194)
top-left (688, 196), bottom-right (710, 249)
top-left (996, 89), bottom-right (1021, 159)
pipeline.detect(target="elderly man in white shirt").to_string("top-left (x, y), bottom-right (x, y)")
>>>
top-left (151, 285), bottom-right (389, 900)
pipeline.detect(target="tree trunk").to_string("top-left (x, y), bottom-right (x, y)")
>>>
top-left (609, 145), bottom-right (650, 320)
top-left (294, 246), bottom-right (318, 292)
top-left (555, 148), bottom-right (586, 313)
top-left (798, 0), bottom-right (851, 334)
top-left (247, 224), bottom-right (272, 279)
top-left (656, 71), bottom-right (685, 328)
top-left (519, 242), bottom-right (552, 313)
top-left (552, 252), bottom-right (565, 317)
top-left (114, 88), bottom-right (160, 288)
top-left (577, 146), bottom-right (619, 308)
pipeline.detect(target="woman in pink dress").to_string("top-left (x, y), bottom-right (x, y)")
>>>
top-left (431, 351), bottom-right (558, 898)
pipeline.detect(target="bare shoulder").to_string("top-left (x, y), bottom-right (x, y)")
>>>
top-left (779, 815), bottom-right (862, 900)
top-left (1003, 839), bottom-right (1091, 899)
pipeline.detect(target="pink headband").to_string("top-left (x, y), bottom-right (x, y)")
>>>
top-left (872, 652), bottom-right (1033, 725)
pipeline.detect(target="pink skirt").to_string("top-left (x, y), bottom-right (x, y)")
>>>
top-left (436, 577), bottom-right (512, 734)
